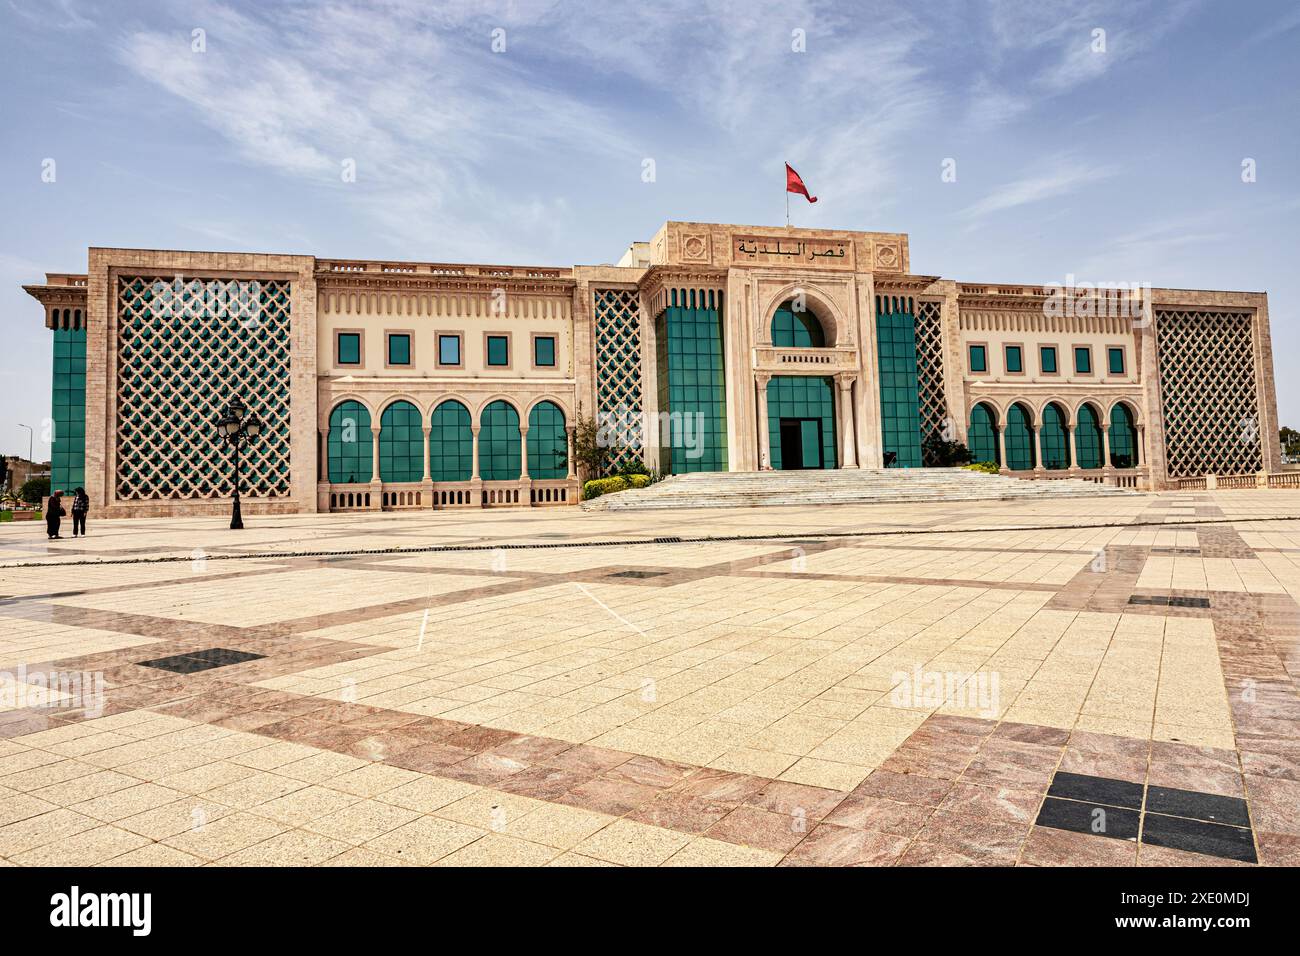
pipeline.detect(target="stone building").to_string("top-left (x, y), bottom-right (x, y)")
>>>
top-left (21, 221), bottom-right (1282, 517)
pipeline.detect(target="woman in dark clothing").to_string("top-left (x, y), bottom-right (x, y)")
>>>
top-left (46, 491), bottom-right (65, 540)
top-left (71, 487), bottom-right (89, 537)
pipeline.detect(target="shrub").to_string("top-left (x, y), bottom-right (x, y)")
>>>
top-left (921, 432), bottom-right (973, 467)
top-left (627, 474), bottom-right (651, 488)
top-left (617, 460), bottom-right (650, 477)
top-left (19, 476), bottom-right (50, 504)
top-left (583, 476), bottom-right (629, 500)
top-left (963, 461), bottom-right (1000, 475)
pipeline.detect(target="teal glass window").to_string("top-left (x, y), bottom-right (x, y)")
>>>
top-left (487, 335), bottom-right (509, 367)
top-left (527, 401), bottom-right (567, 478)
top-left (1005, 345), bottom-right (1023, 373)
top-left (50, 326), bottom-right (87, 491)
top-left (533, 336), bottom-right (556, 367)
top-left (1005, 402), bottom-right (1035, 471)
top-left (968, 344), bottom-right (987, 373)
top-left (770, 301), bottom-right (825, 347)
top-left (379, 400), bottom-right (423, 481)
top-left (387, 333), bottom-right (411, 366)
top-left (1110, 403), bottom-right (1138, 468)
top-left (480, 400), bottom-right (521, 480)
top-left (429, 400), bottom-right (472, 482)
top-left (1075, 403), bottom-right (1103, 469)
top-left (337, 332), bottom-right (361, 365)
top-left (1040, 346), bottom-right (1058, 374)
top-left (1074, 346), bottom-right (1092, 374)
top-left (1107, 347), bottom-right (1125, 375)
top-left (438, 334), bottom-right (460, 366)
top-left (655, 288), bottom-right (728, 473)
top-left (765, 376), bottom-right (837, 470)
top-left (1041, 402), bottom-right (1070, 469)
top-left (875, 296), bottom-right (922, 468)
top-left (327, 400), bottom-right (372, 484)
top-left (968, 402), bottom-right (999, 465)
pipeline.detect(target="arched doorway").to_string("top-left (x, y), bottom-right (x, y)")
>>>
top-left (1041, 402), bottom-right (1070, 470)
top-left (480, 400), bottom-right (521, 480)
top-left (328, 400), bottom-right (371, 484)
top-left (528, 401), bottom-right (567, 478)
top-left (968, 402), bottom-right (999, 466)
top-left (429, 400), bottom-right (472, 482)
top-left (379, 400), bottom-right (423, 482)
top-left (1110, 403), bottom-right (1139, 468)
top-left (1075, 403), bottom-right (1103, 469)
top-left (1005, 402), bottom-right (1035, 471)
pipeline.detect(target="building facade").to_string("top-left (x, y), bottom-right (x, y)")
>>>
top-left (22, 221), bottom-right (1282, 517)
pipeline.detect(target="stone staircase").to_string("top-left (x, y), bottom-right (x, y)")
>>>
top-left (582, 468), bottom-right (1139, 511)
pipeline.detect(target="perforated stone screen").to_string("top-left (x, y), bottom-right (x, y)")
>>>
top-left (1155, 309), bottom-right (1262, 478)
top-left (593, 289), bottom-right (644, 474)
top-left (914, 300), bottom-right (948, 452)
top-left (115, 276), bottom-right (292, 500)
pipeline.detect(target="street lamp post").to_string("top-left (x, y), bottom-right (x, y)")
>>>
top-left (216, 397), bottom-right (262, 530)
top-left (16, 423), bottom-right (33, 465)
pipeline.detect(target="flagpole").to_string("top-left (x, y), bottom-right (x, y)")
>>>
top-left (785, 180), bottom-right (790, 228)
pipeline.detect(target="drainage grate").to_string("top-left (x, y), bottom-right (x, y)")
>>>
top-left (606, 570), bottom-right (668, 579)
top-left (1149, 547), bottom-right (1202, 556)
top-left (138, 647), bottom-right (266, 674)
top-left (653, 537), bottom-right (683, 544)
top-left (1128, 595), bottom-right (1211, 608)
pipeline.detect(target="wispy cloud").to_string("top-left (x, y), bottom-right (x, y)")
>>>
top-left (960, 158), bottom-right (1117, 220)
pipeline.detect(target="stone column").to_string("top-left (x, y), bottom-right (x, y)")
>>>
top-left (1032, 425), bottom-right (1045, 475)
top-left (368, 424), bottom-right (382, 510)
top-left (755, 373), bottom-right (772, 470)
top-left (1101, 422), bottom-right (1112, 475)
top-left (837, 374), bottom-right (858, 468)
top-left (470, 425), bottom-right (482, 508)
top-left (565, 426), bottom-right (576, 480)
top-left (318, 426), bottom-right (329, 481)
top-left (420, 424), bottom-right (434, 508)
top-left (519, 425), bottom-right (530, 480)
top-left (471, 426), bottom-right (481, 481)
top-left (1065, 424), bottom-right (1077, 474)
top-left (996, 424), bottom-right (1008, 474)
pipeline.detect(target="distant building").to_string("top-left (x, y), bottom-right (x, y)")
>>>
top-left (3, 455), bottom-right (50, 493)
top-left (21, 221), bottom-right (1282, 516)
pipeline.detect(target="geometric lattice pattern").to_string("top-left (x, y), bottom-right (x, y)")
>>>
top-left (914, 299), bottom-right (948, 454)
top-left (116, 276), bottom-right (292, 500)
top-left (1156, 309), bottom-right (1262, 478)
top-left (593, 289), bottom-right (643, 474)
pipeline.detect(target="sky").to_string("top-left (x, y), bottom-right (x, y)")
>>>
top-left (1, 0), bottom-right (1298, 460)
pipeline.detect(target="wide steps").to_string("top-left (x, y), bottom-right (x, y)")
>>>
top-left (582, 468), bottom-right (1137, 511)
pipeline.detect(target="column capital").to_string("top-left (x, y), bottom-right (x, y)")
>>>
top-left (754, 372), bottom-right (771, 388)
top-left (836, 373), bottom-right (857, 390)
top-left (470, 425), bottom-right (481, 435)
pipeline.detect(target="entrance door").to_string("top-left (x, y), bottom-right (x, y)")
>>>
top-left (778, 418), bottom-right (823, 469)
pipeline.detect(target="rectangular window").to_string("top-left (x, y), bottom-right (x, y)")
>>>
top-left (337, 332), bottom-right (361, 365)
top-left (438, 334), bottom-right (461, 367)
top-left (387, 333), bottom-right (411, 366)
top-left (968, 344), bottom-right (987, 373)
top-left (1107, 347), bottom-right (1125, 375)
top-left (1074, 346), bottom-right (1093, 374)
top-left (1040, 345), bottom-right (1057, 374)
top-left (487, 335), bottom-right (509, 367)
top-left (1005, 345), bottom-right (1023, 374)
top-left (533, 335), bottom-right (556, 367)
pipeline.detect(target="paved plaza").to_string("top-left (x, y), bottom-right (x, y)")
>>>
top-left (1, 491), bottom-right (1298, 867)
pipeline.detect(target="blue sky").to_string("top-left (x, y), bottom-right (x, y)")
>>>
top-left (2, 0), bottom-right (1298, 460)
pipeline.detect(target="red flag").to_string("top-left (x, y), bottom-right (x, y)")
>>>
top-left (786, 162), bottom-right (817, 203)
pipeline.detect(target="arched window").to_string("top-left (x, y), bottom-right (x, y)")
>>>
top-left (429, 400), bottom-right (472, 482)
top-left (480, 400), bottom-right (521, 481)
top-left (1110, 403), bottom-right (1139, 468)
top-left (770, 300), bottom-right (826, 347)
top-left (328, 400), bottom-right (371, 484)
top-left (968, 403), bottom-right (999, 466)
top-left (1041, 402), bottom-right (1070, 470)
top-left (528, 401), bottom-right (567, 479)
top-left (1075, 403), bottom-right (1103, 469)
top-left (379, 400), bottom-right (423, 482)
top-left (1005, 403), bottom-right (1035, 471)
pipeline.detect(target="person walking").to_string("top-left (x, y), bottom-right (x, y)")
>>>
top-left (45, 490), bottom-right (65, 540)
top-left (71, 487), bottom-right (89, 537)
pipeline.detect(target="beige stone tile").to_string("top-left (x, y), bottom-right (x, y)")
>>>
top-left (573, 819), bottom-right (691, 866)
top-left (304, 800), bottom-right (422, 845)
top-left (433, 833), bottom-right (562, 866)
top-left (161, 811), bottom-right (290, 860)
top-left (364, 816), bottom-right (486, 865)
top-left (664, 838), bottom-right (784, 867)
top-left (507, 803), bottom-right (615, 849)
top-left (10, 825), bottom-right (150, 866)
top-left (215, 829), bottom-right (353, 866)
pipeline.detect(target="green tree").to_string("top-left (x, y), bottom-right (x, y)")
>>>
top-left (1280, 426), bottom-right (1300, 458)
top-left (19, 476), bottom-right (50, 504)
top-left (922, 432), bottom-right (974, 467)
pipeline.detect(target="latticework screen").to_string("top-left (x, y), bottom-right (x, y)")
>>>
top-left (593, 289), bottom-right (643, 474)
top-left (1155, 309), bottom-right (1262, 478)
top-left (115, 276), bottom-right (292, 500)
top-left (914, 300), bottom-right (948, 452)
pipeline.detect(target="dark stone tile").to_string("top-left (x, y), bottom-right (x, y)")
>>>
top-left (138, 647), bottom-right (265, 674)
top-left (1035, 796), bottom-right (1139, 841)
top-left (1048, 771), bottom-right (1144, 809)
top-left (1145, 785), bottom-right (1250, 827)
top-left (1141, 813), bottom-right (1257, 864)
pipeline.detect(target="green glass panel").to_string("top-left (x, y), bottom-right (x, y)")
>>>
top-left (1005, 403), bottom-right (1035, 471)
top-left (766, 376), bottom-right (836, 470)
top-left (1108, 347), bottom-right (1125, 375)
top-left (438, 335), bottom-right (460, 366)
top-left (379, 400), bottom-right (422, 481)
top-left (1074, 347), bottom-right (1092, 374)
top-left (874, 298), bottom-right (922, 468)
top-left (655, 290), bottom-right (728, 474)
top-left (480, 400), bottom-right (521, 480)
top-left (1109, 404), bottom-right (1138, 468)
top-left (1041, 403), bottom-right (1069, 470)
top-left (429, 400), bottom-right (472, 482)
top-left (1040, 346), bottom-right (1057, 374)
top-left (1005, 345), bottom-right (1023, 373)
top-left (527, 400), bottom-right (566, 478)
top-left (533, 336), bottom-right (556, 367)
top-left (968, 403), bottom-right (999, 465)
top-left (770, 302), bottom-right (825, 347)
top-left (1076, 404), bottom-right (1103, 469)
top-left (487, 336), bottom-right (509, 367)
top-left (328, 400), bottom-right (372, 484)
top-left (50, 326), bottom-right (87, 492)
top-left (969, 344), bottom-right (987, 373)
top-left (387, 334), bottom-right (410, 366)
top-left (337, 333), bottom-right (361, 365)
